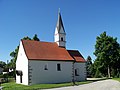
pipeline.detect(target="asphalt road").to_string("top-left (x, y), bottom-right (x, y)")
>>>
top-left (45, 79), bottom-right (120, 90)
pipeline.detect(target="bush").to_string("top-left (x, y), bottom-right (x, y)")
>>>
top-left (0, 71), bottom-right (16, 83)
top-left (94, 69), bottom-right (103, 78)
top-left (0, 74), bottom-right (4, 78)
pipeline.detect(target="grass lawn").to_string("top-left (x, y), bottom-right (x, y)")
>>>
top-left (112, 78), bottom-right (120, 82)
top-left (1, 79), bottom-right (93, 90)
top-left (1, 78), bottom-right (109, 90)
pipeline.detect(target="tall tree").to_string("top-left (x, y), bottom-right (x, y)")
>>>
top-left (94, 31), bottom-right (120, 78)
top-left (86, 56), bottom-right (93, 77)
top-left (33, 34), bottom-right (40, 41)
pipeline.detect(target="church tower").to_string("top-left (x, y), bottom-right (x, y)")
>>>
top-left (54, 10), bottom-right (66, 48)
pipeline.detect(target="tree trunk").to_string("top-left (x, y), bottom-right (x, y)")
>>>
top-left (108, 65), bottom-right (110, 78)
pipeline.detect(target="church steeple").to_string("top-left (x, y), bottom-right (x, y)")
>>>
top-left (54, 10), bottom-right (66, 48)
top-left (56, 9), bottom-right (65, 33)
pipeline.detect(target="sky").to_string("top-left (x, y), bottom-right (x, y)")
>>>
top-left (0, 0), bottom-right (120, 63)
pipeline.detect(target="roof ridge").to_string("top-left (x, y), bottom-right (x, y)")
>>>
top-left (21, 39), bottom-right (57, 44)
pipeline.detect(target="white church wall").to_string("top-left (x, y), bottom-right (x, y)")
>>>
top-left (16, 41), bottom-right (29, 85)
top-left (74, 62), bottom-right (86, 81)
top-left (54, 28), bottom-right (59, 42)
top-left (59, 33), bottom-right (66, 41)
top-left (28, 60), bottom-right (73, 85)
top-left (54, 25), bottom-right (66, 48)
top-left (58, 41), bottom-right (66, 47)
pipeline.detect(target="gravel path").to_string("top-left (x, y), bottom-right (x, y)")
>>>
top-left (44, 79), bottom-right (120, 90)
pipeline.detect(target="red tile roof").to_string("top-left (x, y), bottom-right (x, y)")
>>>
top-left (21, 40), bottom-right (85, 62)
top-left (67, 50), bottom-right (86, 62)
top-left (22, 40), bottom-right (74, 61)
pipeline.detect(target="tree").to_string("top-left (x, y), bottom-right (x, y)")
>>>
top-left (9, 46), bottom-right (19, 69)
top-left (22, 36), bottom-right (31, 40)
top-left (7, 36), bottom-right (32, 78)
top-left (9, 36), bottom-right (31, 67)
top-left (9, 36), bottom-right (31, 69)
top-left (9, 35), bottom-right (40, 72)
top-left (94, 31), bottom-right (120, 78)
top-left (33, 34), bottom-right (40, 41)
top-left (86, 56), bottom-right (93, 77)
top-left (0, 61), bottom-right (6, 68)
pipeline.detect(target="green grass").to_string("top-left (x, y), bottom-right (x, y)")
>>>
top-left (1, 78), bottom-right (110, 90)
top-left (1, 80), bottom-right (92, 90)
top-left (112, 78), bottom-right (120, 82)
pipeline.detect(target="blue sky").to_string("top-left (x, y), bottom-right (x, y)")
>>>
top-left (0, 0), bottom-right (120, 63)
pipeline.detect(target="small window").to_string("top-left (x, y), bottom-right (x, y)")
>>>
top-left (57, 64), bottom-right (61, 71)
top-left (44, 64), bottom-right (48, 70)
top-left (61, 37), bottom-right (63, 41)
top-left (75, 68), bottom-right (79, 76)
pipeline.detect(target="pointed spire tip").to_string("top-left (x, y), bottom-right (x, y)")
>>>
top-left (58, 8), bottom-right (60, 14)
top-left (59, 8), bottom-right (60, 12)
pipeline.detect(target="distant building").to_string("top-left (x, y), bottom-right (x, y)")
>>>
top-left (9, 68), bottom-right (14, 72)
top-left (0, 67), bottom-right (3, 74)
top-left (16, 11), bottom-right (86, 85)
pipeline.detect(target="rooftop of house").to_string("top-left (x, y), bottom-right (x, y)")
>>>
top-left (21, 40), bottom-right (85, 62)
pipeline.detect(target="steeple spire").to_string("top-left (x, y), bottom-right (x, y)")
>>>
top-left (54, 9), bottom-right (66, 48)
top-left (56, 9), bottom-right (65, 33)
top-left (58, 8), bottom-right (60, 14)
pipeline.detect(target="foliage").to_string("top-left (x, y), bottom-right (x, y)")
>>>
top-left (9, 46), bottom-right (19, 69)
top-left (93, 31), bottom-right (120, 78)
top-left (113, 78), bottom-right (120, 82)
top-left (7, 34), bottom-right (40, 78)
top-left (0, 72), bottom-right (15, 80)
top-left (0, 61), bottom-right (6, 70)
top-left (86, 56), bottom-right (93, 77)
top-left (0, 61), bottom-right (6, 68)
top-left (22, 36), bottom-right (31, 40)
top-left (33, 34), bottom-right (40, 41)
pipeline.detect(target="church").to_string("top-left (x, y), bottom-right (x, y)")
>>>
top-left (16, 11), bottom-right (86, 85)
